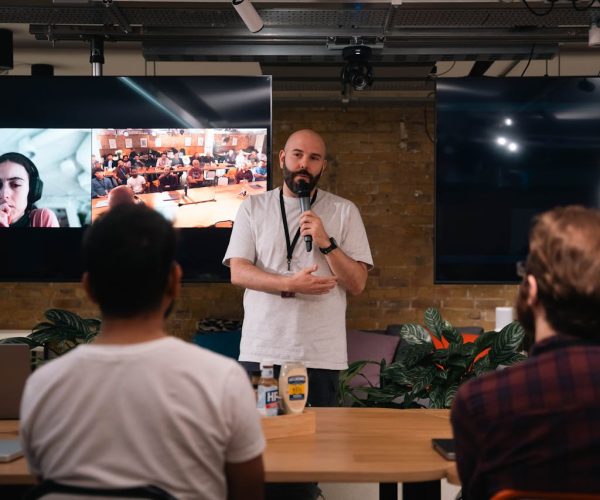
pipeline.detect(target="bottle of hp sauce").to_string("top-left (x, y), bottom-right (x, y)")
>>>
top-left (257, 364), bottom-right (279, 417)
top-left (279, 362), bottom-right (308, 414)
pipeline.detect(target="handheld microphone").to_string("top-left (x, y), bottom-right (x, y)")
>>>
top-left (296, 180), bottom-right (312, 252)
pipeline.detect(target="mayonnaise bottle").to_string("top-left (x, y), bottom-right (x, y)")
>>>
top-left (278, 362), bottom-right (309, 415)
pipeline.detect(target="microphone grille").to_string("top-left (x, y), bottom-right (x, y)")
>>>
top-left (295, 180), bottom-right (310, 197)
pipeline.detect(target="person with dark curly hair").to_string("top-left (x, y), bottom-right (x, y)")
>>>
top-left (0, 152), bottom-right (59, 227)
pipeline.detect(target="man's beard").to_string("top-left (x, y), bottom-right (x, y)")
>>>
top-left (282, 161), bottom-right (321, 195)
top-left (515, 278), bottom-right (536, 350)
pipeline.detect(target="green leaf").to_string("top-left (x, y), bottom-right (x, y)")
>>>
top-left (489, 321), bottom-right (525, 365)
top-left (473, 356), bottom-right (492, 376)
top-left (411, 365), bottom-right (436, 394)
top-left (474, 330), bottom-right (497, 351)
top-left (394, 343), bottom-right (432, 367)
top-left (444, 383), bottom-right (460, 408)
top-left (442, 327), bottom-right (463, 345)
top-left (44, 309), bottom-right (91, 337)
top-left (424, 307), bottom-right (443, 340)
top-left (429, 385), bottom-right (446, 408)
top-left (399, 323), bottom-right (431, 345)
top-left (498, 352), bottom-right (528, 366)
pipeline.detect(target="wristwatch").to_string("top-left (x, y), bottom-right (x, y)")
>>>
top-left (319, 237), bottom-right (338, 255)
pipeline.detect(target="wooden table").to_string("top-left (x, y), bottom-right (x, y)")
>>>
top-left (91, 181), bottom-right (266, 227)
top-left (0, 408), bottom-right (457, 500)
top-left (264, 407), bottom-right (456, 500)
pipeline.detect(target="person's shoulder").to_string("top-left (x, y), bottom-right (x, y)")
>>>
top-left (243, 187), bottom-right (278, 207)
top-left (29, 208), bottom-right (59, 228)
top-left (318, 189), bottom-right (359, 209)
top-left (25, 345), bottom-right (85, 389)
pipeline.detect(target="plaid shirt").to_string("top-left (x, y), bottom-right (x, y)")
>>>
top-left (451, 335), bottom-right (600, 499)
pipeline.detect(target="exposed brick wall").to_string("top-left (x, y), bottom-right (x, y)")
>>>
top-left (0, 102), bottom-right (518, 337)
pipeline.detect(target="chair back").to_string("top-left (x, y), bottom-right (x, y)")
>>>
top-left (491, 489), bottom-right (600, 500)
top-left (25, 480), bottom-right (177, 500)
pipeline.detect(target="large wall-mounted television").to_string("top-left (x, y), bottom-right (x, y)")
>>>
top-left (0, 76), bottom-right (272, 282)
top-left (435, 77), bottom-right (600, 284)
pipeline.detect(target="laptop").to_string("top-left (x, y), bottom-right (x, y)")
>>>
top-left (0, 344), bottom-right (31, 419)
top-left (0, 440), bottom-right (23, 462)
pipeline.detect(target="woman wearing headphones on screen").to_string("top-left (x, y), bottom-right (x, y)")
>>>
top-left (0, 152), bottom-right (60, 228)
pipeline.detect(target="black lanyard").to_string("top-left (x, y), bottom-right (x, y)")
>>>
top-left (279, 188), bottom-right (318, 271)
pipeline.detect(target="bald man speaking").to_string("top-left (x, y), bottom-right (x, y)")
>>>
top-left (224, 129), bottom-right (373, 408)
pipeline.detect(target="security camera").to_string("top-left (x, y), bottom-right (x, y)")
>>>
top-left (341, 46), bottom-right (374, 91)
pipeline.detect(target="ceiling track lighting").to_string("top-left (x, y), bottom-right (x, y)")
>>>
top-left (232, 0), bottom-right (264, 34)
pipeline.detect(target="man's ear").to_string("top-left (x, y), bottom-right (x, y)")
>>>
top-left (278, 149), bottom-right (285, 170)
top-left (168, 262), bottom-right (183, 298)
top-left (81, 272), bottom-right (97, 304)
top-left (321, 159), bottom-right (328, 175)
top-left (526, 274), bottom-right (538, 306)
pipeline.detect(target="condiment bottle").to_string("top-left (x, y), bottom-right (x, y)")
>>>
top-left (257, 364), bottom-right (279, 417)
top-left (278, 362), bottom-right (308, 415)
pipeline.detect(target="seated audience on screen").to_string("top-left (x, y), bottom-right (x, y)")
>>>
top-left (126, 167), bottom-right (146, 195)
top-left (235, 150), bottom-right (247, 170)
top-left (224, 167), bottom-right (237, 184)
top-left (252, 160), bottom-right (267, 181)
top-left (187, 160), bottom-right (205, 188)
top-left (103, 153), bottom-right (116, 169)
top-left (452, 205), bottom-right (600, 500)
top-left (0, 152), bottom-right (60, 228)
top-left (201, 151), bottom-right (215, 164)
top-left (91, 167), bottom-right (116, 198)
top-left (158, 167), bottom-right (179, 192)
top-left (19, 204), bottom-right (265, 500)
top-left (171, 152), bottom-right (184, 167)
top-left (122, 155), bottom-right (131, 169)
top-left (226, 149), bottom-right (236, 165)
top-left (235, 163), bottom-right (254, 184)
top-left (131, 154), bottom-right (144, 168)
top-left (155, 152), bottom-right (171, 170)
top-left (115, 160), bottom-right (129, 186)
top-left (143, 152), bottom-right (156, 167)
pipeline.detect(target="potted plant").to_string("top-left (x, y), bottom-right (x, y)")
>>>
top-left (339, 307), bottom-right (527, 409)
top-left (0, 308), bottom-right (100, 360)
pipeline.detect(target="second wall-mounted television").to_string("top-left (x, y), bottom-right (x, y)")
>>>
top-left (436, 77), bottom-right (600, 283)
top-left (0, 76), bottom-right (272, 282)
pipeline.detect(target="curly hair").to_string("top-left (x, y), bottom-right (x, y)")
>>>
top-left (526, 205), bottom-right (600, 340)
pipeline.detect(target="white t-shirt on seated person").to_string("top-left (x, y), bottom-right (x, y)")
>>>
top-left (20, 337), bottom-right (265, 500)
top-left (127, 175), bottom-right (146, 194)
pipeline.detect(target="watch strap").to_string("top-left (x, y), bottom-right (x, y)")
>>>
top-left (319, 237), bottom-right (338, 255)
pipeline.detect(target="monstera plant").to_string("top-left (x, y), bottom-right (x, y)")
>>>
top-left (0, 308), bottom-right (100, 359)
top-left (339, 307), bottom-right (527, 409)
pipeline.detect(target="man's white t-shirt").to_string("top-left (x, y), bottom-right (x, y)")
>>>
top-left (127, 175), bottom-right (146, 194)
top-left (20, 337), bottom-right (265, 500)
top-left (224, 188), bottom-right (373, 370)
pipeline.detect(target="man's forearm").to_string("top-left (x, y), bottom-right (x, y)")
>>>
top-left (324, 249), bottom-right (368, 295)
top-left (230, 258), bottom-right (290, 294)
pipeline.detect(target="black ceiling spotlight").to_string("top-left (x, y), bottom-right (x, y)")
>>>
top-left (341, 45), bottom-right (374, 92)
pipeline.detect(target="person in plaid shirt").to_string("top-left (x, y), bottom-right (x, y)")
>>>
top-left (452, 205), bottom-right (600, 500)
